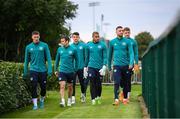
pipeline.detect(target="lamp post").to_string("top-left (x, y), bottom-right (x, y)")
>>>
top-left (89, 2), bottom-right (100, 31)
top-left (103, 22), bottom-right (110, 38)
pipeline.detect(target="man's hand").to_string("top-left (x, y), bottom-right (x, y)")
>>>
top-left (99, 65), bottom-right (106, 76)
top-left (129, 65), bottom-right (133, 70)
top-left (54, 71), bottom-right (58, 77)
top-left (134, 64), bottom-right (140, 73)
top-left (83, 67), bottom-right (88, 78)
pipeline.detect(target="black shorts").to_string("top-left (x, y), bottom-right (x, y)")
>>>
top-left (58, 72), bottom-right (74, 83)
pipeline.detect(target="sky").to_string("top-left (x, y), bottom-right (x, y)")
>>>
top-left (66, 0), bottom-right (180, 42)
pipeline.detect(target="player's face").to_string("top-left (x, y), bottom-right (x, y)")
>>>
top-left (61, 38), bottom-right (69, 47)
top-left (116, 28), bottom-right (124, 37)
top-left (124, 30), bottom-right (130, 38)
top-left (32, 34), bottom-right (40, 44)
top-left (72, 35), bottom-right (79, 43)
top-left (93, 34), bottom-right (100, 43)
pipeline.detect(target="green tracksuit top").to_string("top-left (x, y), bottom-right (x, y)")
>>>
top-left (85, 41), bottom-right (107, 69)
top-left (23, 41), bottom-right (52, 75)
top-left (54, 45), bottom-right (78, 73)
top-left (127, 37), bottom-right (139, 65)
top-left (108, 37), bottom-right (134, 70)
top-left (71, 41), bottom-right (86, 71)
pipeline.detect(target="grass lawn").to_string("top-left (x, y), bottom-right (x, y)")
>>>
top-left (0, 85), bottom-right (142, 118)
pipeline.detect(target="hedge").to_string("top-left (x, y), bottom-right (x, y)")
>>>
top-left (0, 61), bottom-right (31, 114)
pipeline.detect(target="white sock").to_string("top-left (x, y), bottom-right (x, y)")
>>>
top-left (115, 99), bottom-right (119, 102)
top-left (72, 96), bottom-right (75, 100)
top-left (32, 98), bottom-right (37, 107)
top-left (128, 92), bottom-right (130, 99)
top-left (61, 98), bottom-right (65, 103)
top-left (68, 98), bottom-right (71, 101)
top-left (81, 93), bottom-right (85, 97)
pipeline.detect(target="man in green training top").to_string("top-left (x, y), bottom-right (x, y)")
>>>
top-left (84, 32), bottom-right (107, 105)
top-left (108, 26), bottom-right (134, 105)
top-left (71, 32), bottom-right (86, 104)
top-left (23, 31), bottom-right (52, 110)
top-left (54, 36), bottom-right (78, 107)
top-left (123, 27), bottom-right (139, 100)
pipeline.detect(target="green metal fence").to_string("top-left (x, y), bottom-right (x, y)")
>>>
top-left (142, 14), bottom-right (180, 118)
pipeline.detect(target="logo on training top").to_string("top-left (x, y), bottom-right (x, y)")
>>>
top-left (69, 51), bottom-right (73, 54)
top-left (39, 47), bottom-right (43, 51)
top-left (98, 45), bottom-right (102, 49)
top-left (114, 43), bottom-right (117, 46)
top-left (90, 46), bottom-right (93, 49)
top-left (30, 77), bottom-right (33, 81)
top-left (30, 48), bottom-right (33, 51)
top-left (79, 46), bottom-right (83, 50)
top-left (122, 42), bottom-right (126, 46)
top-left (60, 50), bottom-right (63, 54)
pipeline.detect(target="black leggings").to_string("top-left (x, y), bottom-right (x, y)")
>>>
top-left (72, 69), bottom-right (85, 96)
top-left (88, 67), bottom-right (102, 100)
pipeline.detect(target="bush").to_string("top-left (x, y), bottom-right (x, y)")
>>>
top-left (0, 61), bottom-right (31, 114)
top-left (0, 61), bottom-right (60, 114)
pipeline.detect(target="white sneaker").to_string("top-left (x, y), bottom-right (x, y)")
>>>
top-left (80, 93), bottom-right (86, 103)
top-left (92, 99), bottom-right (96, 105)
top-left (59, 101), bottom-right (65, 107)
top-left (72, 96), bottom-right (75, 104)
top-left (67, 98), bottom-right (72, 107)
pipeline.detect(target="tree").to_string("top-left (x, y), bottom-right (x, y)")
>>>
top-left (0, 0), bottom-right (78, 61)
top-left (135, 31), bottom-right (154, 59)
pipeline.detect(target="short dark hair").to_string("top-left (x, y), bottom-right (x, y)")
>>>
top-left (124, 27), bottom-right (130, 31)
top-left (116, 26), bottom-right (123, 30)
top-left (32, 31), bottom-right (40, 36)
top-left (92, 31), bottom-right (99, 37)
top-left (72, 32), bottom-right (79, 36)
top-left (61, 36), bottom-right (70, 42)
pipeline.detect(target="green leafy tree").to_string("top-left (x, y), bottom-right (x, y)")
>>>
top-left (0, 0), bottom-right (78, 61)
top-left (135, 31), bottom-right (154, 59)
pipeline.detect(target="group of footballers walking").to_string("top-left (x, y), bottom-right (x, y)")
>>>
top-left (23, 26), bottom-right (139, 110)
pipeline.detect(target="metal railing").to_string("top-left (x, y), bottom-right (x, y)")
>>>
top-left (142, 13), bottom-right (180, 118)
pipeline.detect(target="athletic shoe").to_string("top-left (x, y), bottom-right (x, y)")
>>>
top-left (92, 99), bottom-right (96, 105)
top-left (32, 106), bottom-right (38, 110)
top-left (96, 97), bottom-right (102, 105)
top-left (119, 91), bottom-right (124, 102)
top-left (67, 98), bottom-right (72, 107)
top-left (59, 101), bottom-right (65, 107)
top-left (72, 96), bottom-right (75, 104)
top-left (112, 99), bottom-right (119, 106)
top-left (123, 99), bottom-right (128, 105)
top-left (39, 101), bottom-right (44, 109)
top-left (80, 94), bottom-right (86, 103)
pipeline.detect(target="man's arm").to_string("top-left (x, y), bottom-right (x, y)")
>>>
top-left (134, 39), bottom-right (139, 65)
top-left (45, 44), bottom-right (52, 76)
top-left (103, 44), bottom-right (107, 66)
top-left (128, 41), bottom-right (134, 68)
top-left (84, 44), bottom-right (89, 67)
top-left (23, 46), bottom-right (29, 76)
top-left (108, 41), bottom-right (113, 71)
top-left (54, 48), bottom-right (60, 72)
